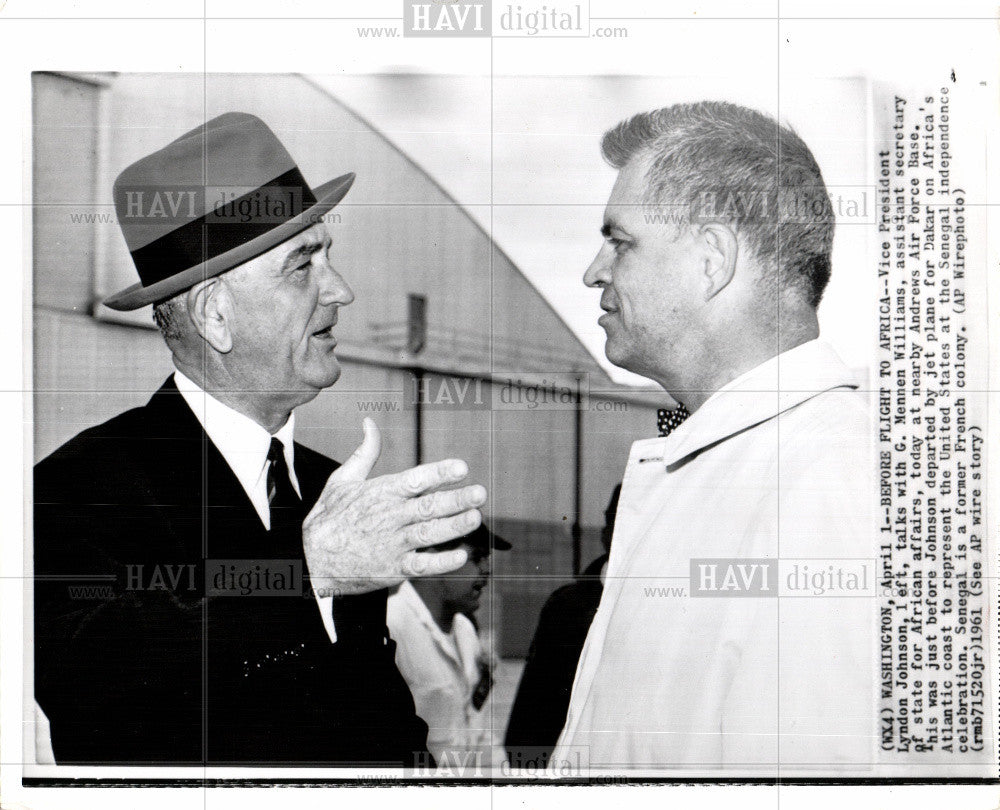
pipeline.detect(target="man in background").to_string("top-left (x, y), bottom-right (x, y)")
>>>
top-left (552, 101), bottom-right (873, 773)
top-left (387, 524), bottom-right (510, 769)
top-left (504, 484), bottom-right (620, 763)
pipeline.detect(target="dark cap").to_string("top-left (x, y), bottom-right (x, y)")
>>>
top-left (465, 524), bottom-right (512, 552)
top-left (432, 523), bottom-right (512, 554)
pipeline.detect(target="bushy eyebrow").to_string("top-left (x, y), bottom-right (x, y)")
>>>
top-left (601, 219), bottom-right (631, 239)
top-left (280, 236), bottom-right (332, 272)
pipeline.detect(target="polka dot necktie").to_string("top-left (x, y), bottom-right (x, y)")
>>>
top-left (656, 404), bottom-right (690, 437)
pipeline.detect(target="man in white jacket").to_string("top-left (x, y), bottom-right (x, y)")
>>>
top-left (552, 101), bottom-right (875, 775)
top-left (388, 525), bottom-right (511, 770)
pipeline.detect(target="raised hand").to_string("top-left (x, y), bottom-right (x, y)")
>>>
top-left (302, 418), bottom-right (487, 596)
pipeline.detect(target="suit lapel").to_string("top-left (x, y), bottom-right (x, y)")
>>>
top-left (141, 376), bottom-right (271, 559)
top-left (292, 443), bottom-right (336, 510)
top-left (144, 378), bottom-right (340, 644)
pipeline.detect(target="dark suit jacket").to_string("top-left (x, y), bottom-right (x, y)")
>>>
top-left (504, 554), bottom-right (607, 764)
top-left (34, 377), bottom-right (431, 767)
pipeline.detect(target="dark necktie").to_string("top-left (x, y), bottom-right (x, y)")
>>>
top-left (472, 658), bottom-right (493, 711)
top-left (267, 437), bottom-right (384, 647)
top-left (657, 404), bottom-right (690, 437)
top-left (266, 437), bottom-right (301, 534)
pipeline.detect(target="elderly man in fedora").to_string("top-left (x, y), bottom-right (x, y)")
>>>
top-left (33, 112), bottom-right (487, 766)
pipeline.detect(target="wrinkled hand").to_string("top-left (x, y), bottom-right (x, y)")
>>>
top-left (303, 417), bottom-right (486, 596)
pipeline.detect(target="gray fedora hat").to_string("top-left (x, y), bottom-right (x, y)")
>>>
top-left (105, 112), bottom-right (355, 311)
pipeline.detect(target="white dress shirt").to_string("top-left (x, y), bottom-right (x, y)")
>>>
top-left (552, 340), bottom-right (875, 775)
top-left (387, 581), bottom-right (502, 767)
top-left (174, 369), bottom-right (337, 643)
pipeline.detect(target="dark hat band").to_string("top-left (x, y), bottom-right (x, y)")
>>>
top-left (127, 167), bottom-right (318, 290)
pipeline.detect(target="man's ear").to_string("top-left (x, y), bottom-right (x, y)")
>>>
top-left (698, 221), bottom-right (739, 300)
top-left (186, 278), bottom-right (233, 353)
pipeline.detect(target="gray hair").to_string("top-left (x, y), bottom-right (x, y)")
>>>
top-left (151, 293), bottom-right (188, 344)
top-left (150, 262), bottom-right (251, 345)
top-left (601, 101), bottom-right (834, 308)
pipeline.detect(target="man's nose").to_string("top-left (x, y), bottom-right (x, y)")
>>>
top-left (583, 244), bottom-right (612, 288)
top-left (317, 260), bottom-right (355, 307)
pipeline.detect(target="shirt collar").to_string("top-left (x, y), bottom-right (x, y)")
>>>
top-left (451, 612), bottom-right (483, 686)
top-left (173, 369), bottom-right (299, 496)
top-left (394, 581), bottom-right (463, 666)
top-left (661, 339), bottom-right (862, 469)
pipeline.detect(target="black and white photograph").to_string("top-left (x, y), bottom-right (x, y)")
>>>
top-left (1, 1), bottom-right (999, 808)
